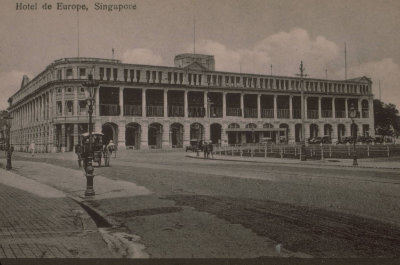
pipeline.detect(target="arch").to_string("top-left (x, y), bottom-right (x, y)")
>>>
top-left (279, 123), bottom-right (289, 143)
top-left (190, 122), bottom-right (204, 141)
top-left (309, 124), bottom-right (319, 138)
top-left (337, 124), bottom-right (346, 141)
top-left (148, 122), bottom-right (163, 149)
top-left (295, 124), bottom-right (302, 142)
top-left (126, 122), bottom-right (141, 149)
top-left (210, 123), bottom-right (222, 144)
top-left (351, 123), bottom-right (358, 138)
top-left (228, 123), bottom-right (240, 129)
top-left (324, 124), bottom-right (333, 138)
top-left (170, 123), bottom-right (184, 148)
top-left (263, 123), bottom-right (273, 128)
top-left (361, 99), bottom-right (369, 109)
top-left (102, 122), bottom-right (118, 146)
top-left (245, 123), bottom-right (257, 129)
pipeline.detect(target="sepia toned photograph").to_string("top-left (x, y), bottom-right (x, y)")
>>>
top-left (0, 0), bottom-right (400, 263)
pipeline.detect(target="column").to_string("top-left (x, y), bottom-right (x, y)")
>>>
top-left (304, 123), bottom-right (310, 141)
top-left (50, 89), bottom-right (55, 119)
top-left (304, 96), bottom-right (308, 119)
top-left (345, 98), bottom-right (348, 118)
top-left (95, 86), bottom-right (100, 116)
top-left (162, 123), bottom-right (170, 148)
top-left (118, 122), bottom-right (125, 148)
top-left (318, 97), bottom-right (322, 119)
top-left (204, 92), bottom-right (208, 118)
top-left (289, 95), bottom-right (293, 119)
top-left (119, 87), bottom-right (124, 117)
top-left (73, 124), bottom-right (78, 150)
top-left (183, 123), bottom-right (190, 147)
top-left (289, 123), bottom-right (295, 144)
top-left (142, 89), bottom-right (146, 117)
top-left (204, 123), bottom-right (210, 142)
top-left (257, 94), bottom-right (261, 119)
top-left (222, 92), bottom-right (227, 118)
top-left (358, 98), bottom-right (362, 117)
top-left (140, 123), bottom-right (148, 148)
top-left (74, 88), bottom-right (78, 116)
top-left (332, 97), bottom-right (336, 118)
top-left (61, 88), bottom-right (65, 116)
top-left (52, 125), bottom-right (57, 153)
top-left (221, 124), bottom-right (228, 146)
top-left (331, 123), bottom-right (338, 143)
top-left (240, 93), bottom-right (244, 118)
top-left (369, 99), bottom-right (374, 136)
top-left (61, 124), bottom-right (66, 152)
top-left (184, 90), bottom-right (188, 118)
top-left (273, 95), bottom-right (277, 120)
top-left (164, 89), bottom-right (168, 118)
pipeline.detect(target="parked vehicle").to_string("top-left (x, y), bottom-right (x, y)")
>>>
top-left (185, 139), bottom-right (203, 152)
top-left (80, 132), bottom-right (105, 166)
top-left (357, 136), bottom-right (374, 143)
top-left (321, 136), bottom-right (332, 144)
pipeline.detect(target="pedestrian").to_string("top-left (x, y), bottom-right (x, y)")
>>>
top-left (29, 141), bottom-right (35, 157)
top-left (208, 142), bottom-right (214, 159)
top-left (103, 144), bottom-right (110, 166)
top-left (203, 142), bottom-right (208, 158)
top-left (74, 142), bottom-right (82, 168)
top-left (107, 140), bottom-right (116, 158)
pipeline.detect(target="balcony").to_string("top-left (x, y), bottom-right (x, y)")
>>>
top-left (100, 104), bottom-right (120, 116)
top-left (168, 105), bottom-right (184, 117)
top-left (307, 109), bottom-right (318, 119)
top-left (261, 109), bottom-right (274, 118)
top-left (277, 109), bottom-right (290, 119)
top-left (362, 110), bottom-right (369, 118)
top-left (210, 106), bottom-right (223, 118)
top-left (335, 111), bottom-right (346, 118)
top-left (147, 105), bottom-right (164, 117)
top-left (226, 108), bottom-right (242, 117)
top-left (322, 110), bottom-right (332, 118)
top-left (188, 106), bottom-right (205, 117)
top-left (244, 108), bottom-right (257, 118)
top-left (292, 109), bottom-right (301, 119)
top-left (124, 104), bottom-right (142, 116)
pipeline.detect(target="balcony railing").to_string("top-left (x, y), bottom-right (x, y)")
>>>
top-left (362, 110), bottom-right (369, 118)
top-left (277, 109), bottom-right (290, 119)
top-left (188, 106), bottom-right (205, 117)
top-left (124, 104), bottom-right (142, 116)
top-left (147, 105), bottom-right (164, 117)
top-left (244, 108), bottom-right (258, 118)
top-left (292, 109), bottom-right (301, 119)
top-left (226, 107), bottom-right (242, 117)
top-left (307, 109), bottom-right (319, 119)
top-left (168, 105), bottom-right (184, 117)
top-left (322, 110), bottom-right (332, 118)
top-left (261, 109), bottom-right (274, 118)
top-left (210, 106), bottom-right (223, 118)
top-left (100, 104), bottom-right (120, 116)
top-left (335, 111), bottom-right (346, 118)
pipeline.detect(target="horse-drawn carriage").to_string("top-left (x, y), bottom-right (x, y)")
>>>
top-left (78, 132), bottom-right (110, 167)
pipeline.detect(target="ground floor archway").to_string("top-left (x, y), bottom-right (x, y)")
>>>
top-left (295, 124), bottom-right (302, 142)
top-left (310, 124), bottom-right (319, 139)
top-left (148, 123), bottom-right (163, 149)
top-left (126, 123), bottom-right (141, 149)
top-left (170, 123), bottom-right (183, 148)
top-left (324, 124), bottom-right (333, 138)
top-left (102, 122), bottom-right (118, 146)
top-left (210, 123), bottom-right (222, 144)
top-left (338, 124), bottom-right (346, 141)
top-left (190, 123), bottom-right (204, 141)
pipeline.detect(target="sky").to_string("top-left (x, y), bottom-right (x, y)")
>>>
top-left (0, 0), bottom-right (399, 110)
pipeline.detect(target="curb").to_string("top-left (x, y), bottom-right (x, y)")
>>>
top-left (185, 154), bottom-right (400, 170)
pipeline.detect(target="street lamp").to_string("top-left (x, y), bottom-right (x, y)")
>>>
top-left (349, 103), bottom-right (358, 166)
top-left (3, 112), bottom-right (13, 170)
top-left (82, 73), bottom-right (98, 197)
top-left (296, 61), bottom-right (308, 161)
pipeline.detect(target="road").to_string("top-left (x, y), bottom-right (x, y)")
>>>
top-left (5, 150), bottom-right (400, 258)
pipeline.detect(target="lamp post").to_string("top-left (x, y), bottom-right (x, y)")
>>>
top-left (349, 103), bottom-right (358, 166)
top-left (3, 112), bottom-right (13, 170)
top-left (296, 61), bottom-right (308, 161)
top-left (82, 73), bottom-right (98, 197)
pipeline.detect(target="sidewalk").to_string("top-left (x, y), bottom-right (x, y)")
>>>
top-left (186, 152), bottom-right (400, 169)
top-left (0, 168), bottom-right (116, 258)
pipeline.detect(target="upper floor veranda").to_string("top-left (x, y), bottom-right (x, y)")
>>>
top-left (8, 55), bottom-right (373, 108)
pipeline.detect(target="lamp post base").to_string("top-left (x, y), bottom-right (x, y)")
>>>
top-left (352, 154), bottom-right (358, 166)
top-left (84, 160), bottom-right (95, 197)
top-left (6, 151), bottom-right (12, 170)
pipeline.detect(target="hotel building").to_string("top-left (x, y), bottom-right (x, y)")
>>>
top-left (7, 54), bottom-right (374, 152)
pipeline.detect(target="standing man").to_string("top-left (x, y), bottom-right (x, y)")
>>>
top-left (107, 140), bottom-right (116, 158)
top-left (208, 142), bottom-right (214, 159)
top-left (74, 142), bottom-right (82, 168)
top-left (29, 141), bottom-right (35, 157)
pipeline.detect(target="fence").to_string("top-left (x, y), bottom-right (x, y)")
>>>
top-left (213, 143), bottom-right (400, 160)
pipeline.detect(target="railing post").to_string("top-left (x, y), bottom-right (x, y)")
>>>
top-left (321, 144), bottom-right (324, 160)
top-left (387, 145), bottom-right (390, 157)
top-left (280, 146), bottom-right (283, 159)
top-left (329, 146), bottom-right (332, 158)
top-left (348, 145), bottom-right (350, 157)
top-left (367, 145), bottom-right (370, 157)
top-left (264, 146), bottom-right (267, 158)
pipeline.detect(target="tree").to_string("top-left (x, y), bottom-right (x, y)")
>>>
top-left (374, 99), bottom-right (400, 136)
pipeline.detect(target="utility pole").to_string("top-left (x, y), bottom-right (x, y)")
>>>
top-left (344, 42), bottom-right (347, 80)
top-left (296, 61), bottom-right (308, 161)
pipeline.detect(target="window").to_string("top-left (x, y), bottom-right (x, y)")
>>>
top-left (67, 87), bottom-right (72, 93)
top-left (113, 68), bottom-right (118, 81)
top-left (130, 69), bottom-right (134, 82)
top-left (193, 74), bottom-right (197, 85)
top-left (56, 101), bottom-right (62, 115)
top-left (218, 76), bottom-right (222, 86)
top-left (136, 70), bottom-right (140, 82)
top-left (106, 68), bottom-right (111, 81)
top-left (188, 73), bottom-right (192, 85)
top-left (57, 70), bottom-right (62, 80)
top-left (207, 75), bottom-right (211, 84)
top-left (80, 87), bottom-right (84, 93)
top-left (124, 69), bottom-right (128, 82)
top-left (79, 68), bottom-right (86, 78)
top-left (146, 70), bottom-right (150, 82)
top-left (66, 101), bottom-right (73, 115)
top-left (174, 72), bottom-right (178, 84)
top-left (212, 75), bottom-right (216, 85)
top-left (179, 73), bottom-right (183, 84)
top-left (99, 67), bottom-right (104, 80)
top-left (79, 100), bottom-right (87, 114)
top-left (168, 72), bottom-right (172, 83)
top-left (152, 71), bottom-right (156, 82)
top-left (158, 71), bottom-right (162, 83)
top-left (66, 68), bottom-right (73, 78)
